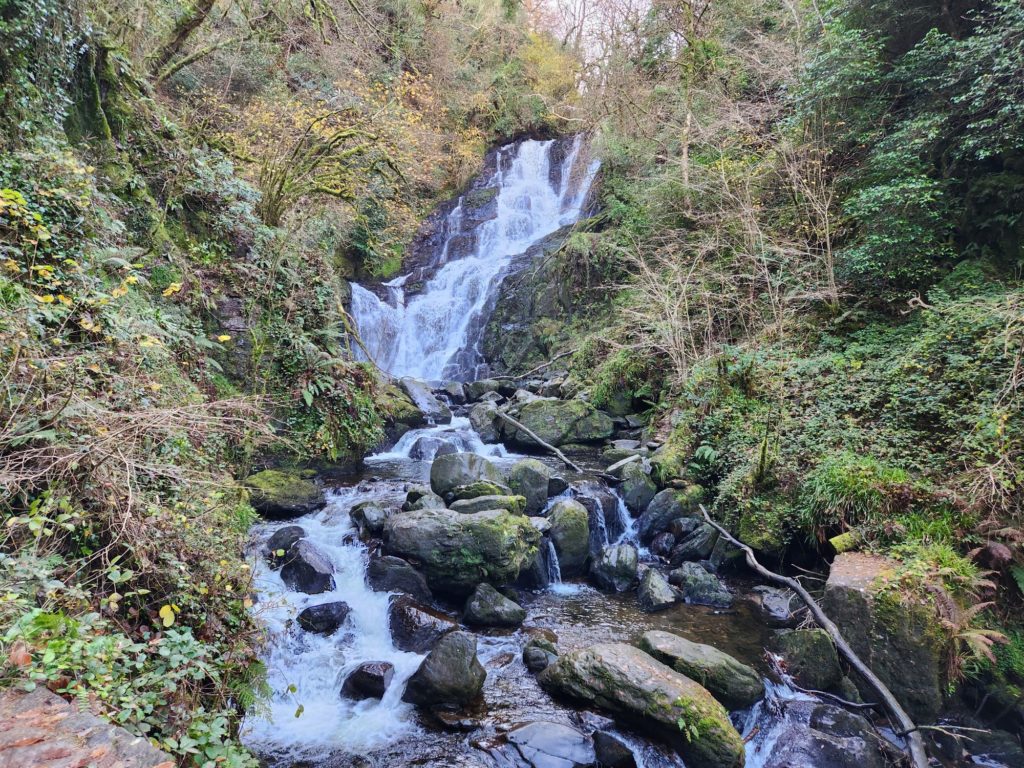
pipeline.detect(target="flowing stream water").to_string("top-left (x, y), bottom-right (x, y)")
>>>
top-left (241, 137), bottom-right (1008, 768)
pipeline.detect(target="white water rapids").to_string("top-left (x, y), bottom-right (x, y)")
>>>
top-left (351, 136), bottom-right (599, 382)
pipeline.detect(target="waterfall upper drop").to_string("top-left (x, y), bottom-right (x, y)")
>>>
top-left (351, 135), bottom-right (599, 382)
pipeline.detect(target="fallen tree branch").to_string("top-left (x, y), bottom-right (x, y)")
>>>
top-left (492, 349), bottom-right (577, 381)
top-left (700, 505), bottom-right (930, 768)
top-left (492, 410), bottom-right (582, 473)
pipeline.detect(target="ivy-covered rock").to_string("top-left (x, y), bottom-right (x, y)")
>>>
top-left (245, 469), bottom-right (325, 519)
top-left (539, 643), bottom-right (745, 768)
top-left (548, 499), bottom-right (590, 577)
top-left (384, 507), bottom-right (540, 596)
top-left (638, 631), bottom-right (764, 708)
top-left (501, 399), bottom-right (614, 448)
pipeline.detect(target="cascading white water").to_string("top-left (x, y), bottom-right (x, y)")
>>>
top-left (242, 488), bottom-right (424, 759)
top-left (351, 136), bottom-right (599, 382)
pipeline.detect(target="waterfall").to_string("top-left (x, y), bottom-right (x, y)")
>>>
top-left (546, 539), bottom-right (562, 585)
top-left (351, 135), bottom-right (599, 382)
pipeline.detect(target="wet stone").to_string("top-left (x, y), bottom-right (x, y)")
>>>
top-left (341, 661), bottom-right (394, 700)
top-left (297, 601), bottom-right (350, 635)
top-left (264, 525), bottom-right (305, 568)
top-left (388, 594), bottom-right (458, 652)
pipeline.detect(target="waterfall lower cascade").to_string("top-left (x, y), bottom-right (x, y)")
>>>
top-left (351, 136), bottom-right (599, 382)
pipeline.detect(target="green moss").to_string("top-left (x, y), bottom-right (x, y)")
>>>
top-left (463, 186), bottom-right (499, 208)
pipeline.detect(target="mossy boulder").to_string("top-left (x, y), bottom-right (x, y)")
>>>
top-left (507, 458), bottom-right (554, 515)
top-left (469, 401), bottom-right (500, 442)
top-left (539, 643), bottom-right (745, 768)
top-left (548, 499), bottom-right (590, 577)
top-left (649, 440), bottom-right (689, 486)
top-left (822, 553), bottom-right (950, 722)
top-left (430, 452), bottom-right (507, 501)
top-left (638, 631), bottom-right (764, 708)
top-left (772, 629), bottom-right (842, 692)
top-left (383, 507), bottom-right (540, 596)
top-left (669, 524), bottom-right (719, 565)
top-left (378, 380), bottom-right (427, 440)
top-left (245, 469), bottom-right (325, 519)
top-left (502, 399), bottom-right (613, 448)
top-left (637, 569), bottom-right (678, 612)
top-left (638, 486), bottom-right (703, 543)
top-left (450, 495), bottom-right (527, 515)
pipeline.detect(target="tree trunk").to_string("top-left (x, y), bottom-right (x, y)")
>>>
top-left (149, 0), bottom-right (217, 77)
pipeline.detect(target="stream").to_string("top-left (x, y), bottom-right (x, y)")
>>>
top-left (239, 137), bottom-right (1015, 768)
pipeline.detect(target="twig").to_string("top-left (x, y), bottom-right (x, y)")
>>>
top-left (700, 504), bottom-right (930, 768)
top-left (491, 349), bottom-right (578, 381)
top-left (491, 409), bottom-right (583, 473)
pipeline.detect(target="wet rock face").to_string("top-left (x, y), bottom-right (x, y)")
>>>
top-left (0, 687), bottom-right (174, 768)
top-left (349, 501), bottom-right (388, 538)
top-left (669, 562), bottom-right (733, 608)
top-left (399, 377), bottom-right (453, 424)
top-left (280, 539), bottom-right (335, 594)
top-left (469, 402), bottom-right (500, 442)
top-left (384, 507), bottom-right (540, 596)
top-left (547, 499), bottom-right (591, 577)
top-left (539, 643), bottom-right (745, 768)
top-left (590, 544), bottom-right (639, 592)
top-left (592, 731), bottom-right (636, 768)
top-left (637, 486), bottom-right (702, 544)
top-left (822, 552), bottom-right (948, 722)
top-left (523, 637), bottom-right (559, 674)
top-left (773, 629), bottom-right (843, 692)
top-left (617, 461), bottom-right (657, 514)
top-left (245, 469), bottom-right (325, 519)
top-left (636, 569), bottom-right (678, 613)
top-left (751, 585), bottom-right (799, 627)
top-left (669, 523), bottom-right (719, 565)
top-left (341, 661), bottom-right (394, 701)
top-left (463, 583), bottom-right (526, 627)
top-left (366, 555), bottom-right (433, 603)
top-left (450, 494), bottom-right (527, 515)
top-left (637, 631), bottom-right (765, 709)
top-left (297, 601), bottom-right (351, 635)
top-left (758, 700), bottom-right (887, 768)
top-left (496, 721), bottom-right (597, 768)
top-left (388, 595), bottom-right (458, 653)
top-left (264, 525), bottom-right (305, 568)
top-left (403, 631), bottom-right (486, 708)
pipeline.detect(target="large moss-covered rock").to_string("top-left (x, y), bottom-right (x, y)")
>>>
top-left (773, 629), bottom-right (842, 692)
top-left (638, 631), bottom-right (764, 708)
top-left (822, 553), bottom-right (949, 722)
top-left (539, 643), bottom-right (745, 768)
top-left (508, 458), bottom-right (554, 515)
top-left (548, 499), bottom-right (590, 577)
top-left (450, 495), bottom-right (527, 515)
top-left (402, 631), bottom-right (486, 708)
top-left (638, 486), bottom-right (703, 543)
top-left (430, 452), bottom-right (506, 501)
top-left (245, 469), bottom-right (325, 519)
top-left (501, 399), bottom-right (613, 448)
top-left (384, 508), bottom-right (540, 596)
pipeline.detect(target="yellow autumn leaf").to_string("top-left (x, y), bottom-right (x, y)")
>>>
top-left (33, 294), bottom-right (55, 304)
top-left (162, 282), bottom-right (182, 297)
top-left (216, 334), bottom-right (232, 342)
top-left (158, 605), bottom-right (175, 627)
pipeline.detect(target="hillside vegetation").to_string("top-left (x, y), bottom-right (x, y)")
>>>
top-left (1, 0), bottom-right (1022, 763)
